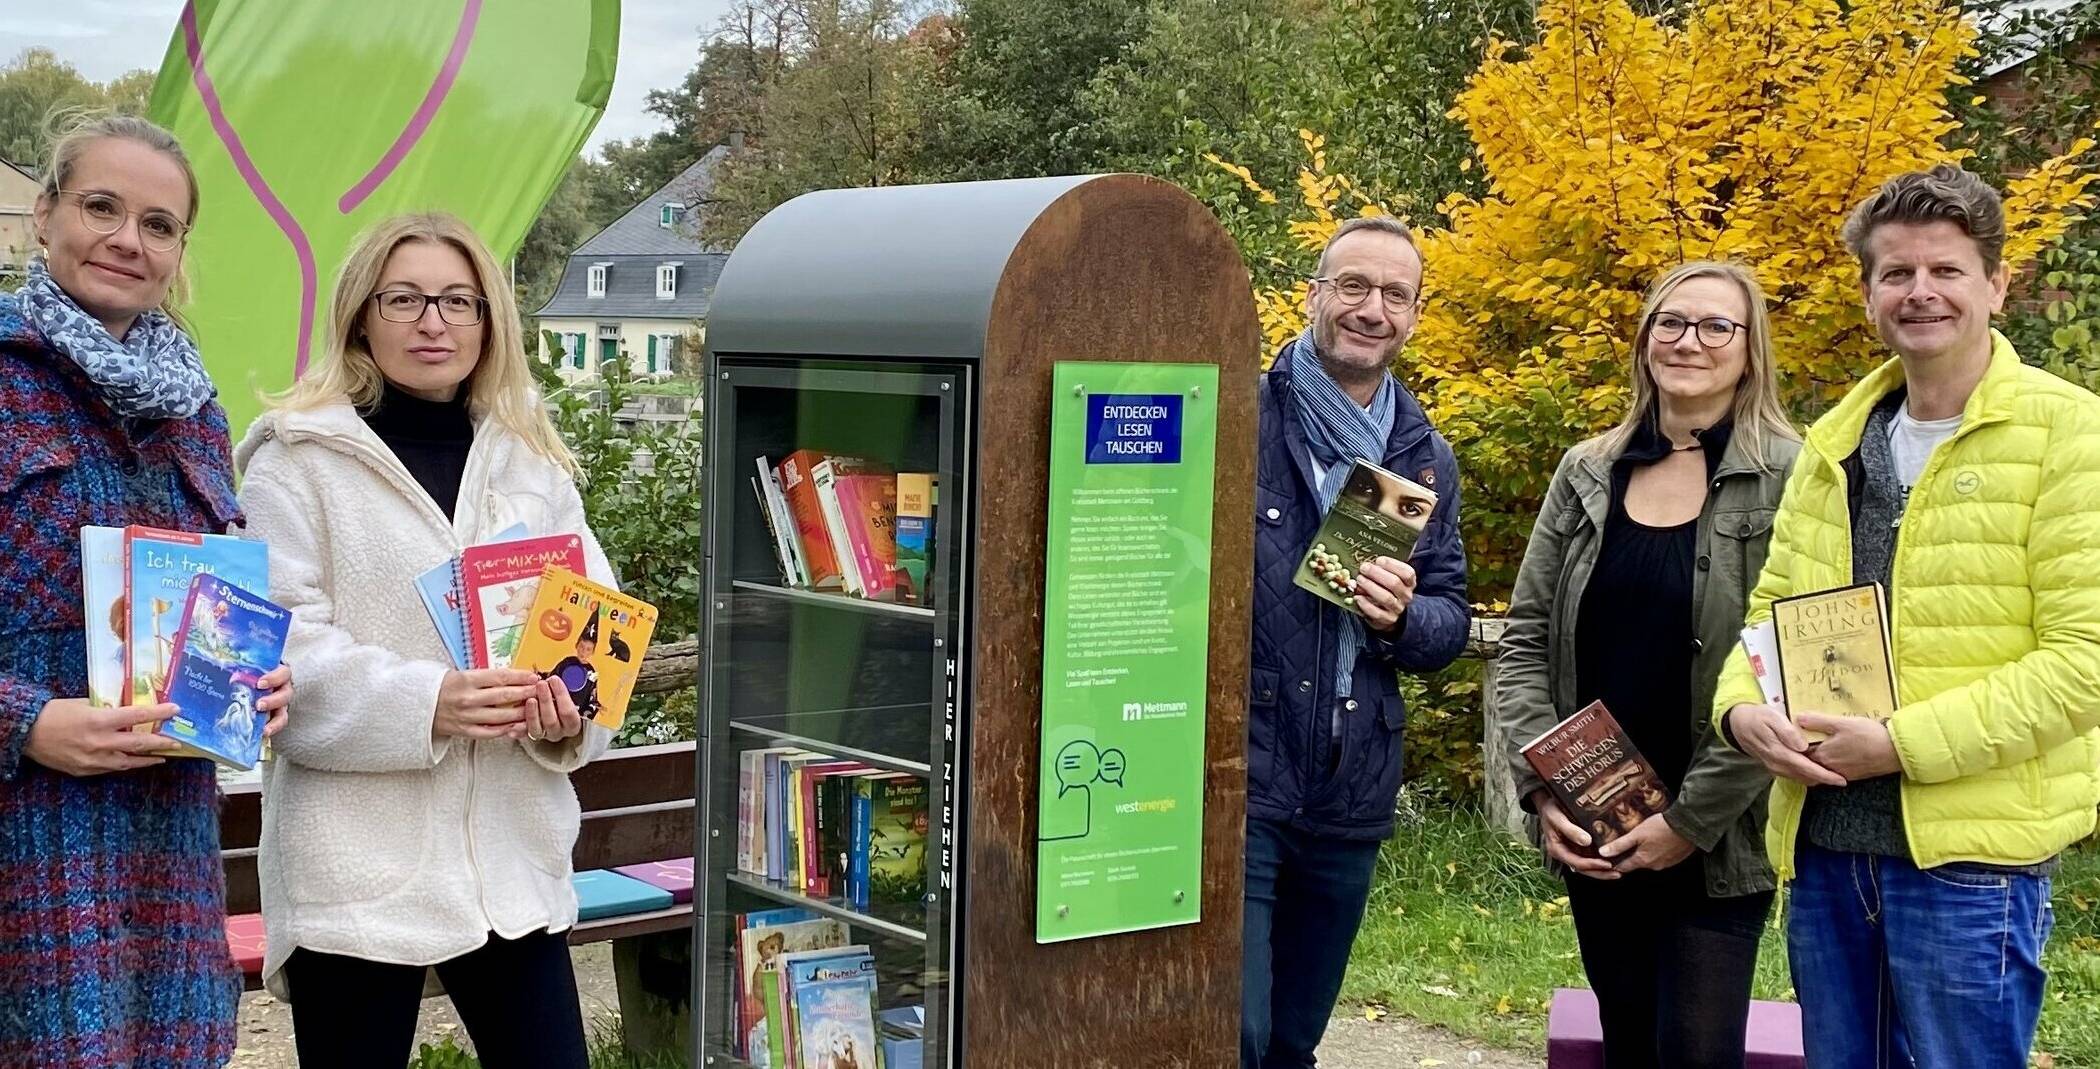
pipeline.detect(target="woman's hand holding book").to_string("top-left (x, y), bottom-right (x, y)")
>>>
top-left (433, 668), bottom-right (539, 740)
top-left (1531, 789), bottom-right (1619, 879)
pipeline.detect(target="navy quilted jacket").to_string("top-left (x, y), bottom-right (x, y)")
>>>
top-left (1250, 344), bottom-right (1470, 840)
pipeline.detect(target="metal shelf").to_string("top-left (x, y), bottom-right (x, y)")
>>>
top-left (728, 709), bottom-right (932, 776)
top-left (725, 871), bottom-right (927, 944)
top-left (732, 579), bottom-right (935, 620)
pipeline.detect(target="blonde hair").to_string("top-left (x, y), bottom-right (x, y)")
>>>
top-left (269, 212), bottom-right (578, 476)
top-left (1594, 261), bottom-right (1799, 467)
top-left (36, 109), bottom-right (200, 330)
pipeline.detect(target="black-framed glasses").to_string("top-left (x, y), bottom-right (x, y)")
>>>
top-left (1649, 313), bottom-right (1746, 347)
top-left (55, 189), bottom-right (190, 253)
top-left (371, 289), bottom-right (488, 326)
top-left (1311, 275), bottom-right (1420, 313)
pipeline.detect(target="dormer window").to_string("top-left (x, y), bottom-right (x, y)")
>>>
top-left (657, 262), bottom-right (681, 299)
top-left (660, 203), bottom-right (685, 228)
top-left (587, 262), bottom-right (609, 298)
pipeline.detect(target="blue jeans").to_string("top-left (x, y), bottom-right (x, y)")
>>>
top-left (1241, 817), bottom-right (1383, 1069)
top-left (1788, 843), bottom-right (2054, 1069)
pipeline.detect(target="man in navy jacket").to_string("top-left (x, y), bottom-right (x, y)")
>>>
top-left (1243, 215), bottom-right (1470, 1068)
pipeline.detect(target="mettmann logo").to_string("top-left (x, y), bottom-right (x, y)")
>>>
top-left (1121, 700), bottom-right (1191, 721)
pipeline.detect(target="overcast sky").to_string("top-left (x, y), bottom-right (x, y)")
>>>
top-left (0, 0), bottom-right (735, 153)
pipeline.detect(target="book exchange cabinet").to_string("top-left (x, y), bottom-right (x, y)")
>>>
top-left (697, 174), bottom-right (1261, 1068)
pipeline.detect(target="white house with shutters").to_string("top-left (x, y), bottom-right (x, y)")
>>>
top-left (534, 146), bottom-right (729, 380)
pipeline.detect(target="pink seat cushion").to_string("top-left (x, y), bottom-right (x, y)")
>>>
top-left (1548, 987), bottom-right (1801, 1068)
top-left (612, 857), bottom-right (694, 905)
top-left (225, 913), bottom-right (267, 976)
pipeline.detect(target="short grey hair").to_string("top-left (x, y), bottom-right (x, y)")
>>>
top-left (1314, 215), bottom-right (1420, 277)
top-left (1841, 164), bottom-right (2005, 280)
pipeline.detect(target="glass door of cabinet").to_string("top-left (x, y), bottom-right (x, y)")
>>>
top-left (698, 359), bottom-right (972, 1069)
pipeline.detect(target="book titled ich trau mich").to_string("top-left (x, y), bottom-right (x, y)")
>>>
top-left (1292, 458), bottom-right (1436, 615)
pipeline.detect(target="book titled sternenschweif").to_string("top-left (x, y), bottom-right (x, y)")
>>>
top-left (1293, 459), bottom-right (1436, 614)
top-left (1770, 581), bottom-right (1898, 739)
top-left (1519, 700), bottom-right (1672, 855)
top-left (157, 574), bottom-right (291, 770)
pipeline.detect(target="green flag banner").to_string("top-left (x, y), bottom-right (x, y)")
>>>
top-left (1037, 361), bottom-right (1219, 943)
top-left (147, 0), bottom-right (618, 435)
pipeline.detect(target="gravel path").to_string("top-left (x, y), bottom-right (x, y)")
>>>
top-left (228, 946), bottom-right (1531, 1067)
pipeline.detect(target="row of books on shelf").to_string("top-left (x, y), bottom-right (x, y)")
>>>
top-left (737, 747), bottom-right (930, 912)
top-left (80, 525), bottom-right (289, 770)
top-left (750, 450), bottom-right (937, 606)
top-left (412, 530), bottom-right (658, 730)
top-left (733, 910), bottom-right (925, 1068)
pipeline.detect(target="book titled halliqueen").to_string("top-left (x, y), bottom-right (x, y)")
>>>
top-left (1292, 459), bottom-right (1436, 615)
top-left (157, 574), bottom-right (291, 770)
top-left (1519, 700), bottom-right (1672, 855)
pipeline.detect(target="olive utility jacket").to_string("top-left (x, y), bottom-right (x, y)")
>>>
top-left (1494, 423), bottom-right (1799, 897)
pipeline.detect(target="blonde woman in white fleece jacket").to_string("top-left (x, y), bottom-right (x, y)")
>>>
top-left (234, 213), bottom-right (609, 1069)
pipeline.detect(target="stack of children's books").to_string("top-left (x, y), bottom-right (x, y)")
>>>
top-left (751, 451), bottom-right (937, 606)
top-left (735, 747), bottom-right (930, 911)
top-left (731, 906), bottom-right (916, 1069)
top-left (80, 525), bottom-right (288, 770)
top-left (412, 530), bottom-right (659, 733)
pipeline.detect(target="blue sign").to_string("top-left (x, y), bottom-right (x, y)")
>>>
top-left (1084, 393), bottom-right (1183, 464)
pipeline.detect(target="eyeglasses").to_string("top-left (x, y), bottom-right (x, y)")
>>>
top-left (1311, 275), bottom-right (1420, 313)
top-left (55, 190), bottom-right (190, 253)
top-left (1649, 313), bottom-right (1746, 347)
top-left (371, 289), bottom-right (488, 326)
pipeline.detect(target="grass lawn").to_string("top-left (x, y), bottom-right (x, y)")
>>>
top-left (1341, 796), bottom-right (2100, 1067)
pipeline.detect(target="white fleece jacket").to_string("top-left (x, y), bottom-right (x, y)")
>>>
top-left (233, 402), bottom-right (614, 1000)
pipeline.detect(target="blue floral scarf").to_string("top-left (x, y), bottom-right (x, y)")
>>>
top-left (18, 257), bottom-right (214, 420)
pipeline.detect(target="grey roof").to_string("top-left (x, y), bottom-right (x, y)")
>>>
top-left (534, 144), bottom-right (732, 319)
top-left (576, 146), bottom-right (730, 257)
top-left (536, 252), bottom-right (726, 320)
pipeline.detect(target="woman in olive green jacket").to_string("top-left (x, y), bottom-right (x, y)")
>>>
top-left (1494, 261), bottom-right (1799, 1068)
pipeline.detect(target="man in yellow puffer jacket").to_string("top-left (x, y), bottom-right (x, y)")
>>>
top-left (1712, 165), bottom-right (2100, 1068)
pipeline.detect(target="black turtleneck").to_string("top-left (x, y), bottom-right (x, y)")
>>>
top-left (361, 381), bottom-right (472, 520)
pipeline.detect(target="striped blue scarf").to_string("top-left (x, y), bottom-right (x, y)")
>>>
top-left (1284, 328), bottom-right (1396, 699)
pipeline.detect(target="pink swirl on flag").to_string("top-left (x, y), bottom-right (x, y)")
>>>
top-left (180, 0), bottom-right (317, 376)
top-left (338, 0), bottom-right (485, 215)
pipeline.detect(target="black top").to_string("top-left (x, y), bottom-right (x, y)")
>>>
top-left (361, 381), bottom-right (472, 521)
top-left (1573, 419), bottom-right (1731, 793)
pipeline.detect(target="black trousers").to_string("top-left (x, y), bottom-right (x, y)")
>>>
top-left (284, 929), bottom-right (589, 1069)
top-left (1564, 863), bottom-right (1773, 1069)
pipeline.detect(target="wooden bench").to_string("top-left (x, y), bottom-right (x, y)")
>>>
top-left (1547, 987), bottom-right (1804, 1068)
top-left (218, 737), bottom-right (699, 989)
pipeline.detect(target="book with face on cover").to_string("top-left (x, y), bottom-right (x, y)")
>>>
top-left (1292, 458), bottom-right (1437, 614)
top-left (1770, 581), bottom-right (1897, 741)
top-left (507, 566), bottom-right (657, 731)
top-left (459, 534), bottom-right (585, 669)
top-left (1519, 700), bottom-right (1672, 856)
top-left (156, 574), bottom-right (290, 770)
top-left (80, 526), bottom-right (131, 708)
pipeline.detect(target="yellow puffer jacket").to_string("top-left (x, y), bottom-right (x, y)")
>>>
top-left (1713, 332), bottom-right (2100, 877)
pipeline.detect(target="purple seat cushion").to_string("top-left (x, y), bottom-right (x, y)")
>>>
top-left (612, 857), bottom-right (694, 905)
top-left (1548, 988), bottom-right (1801, 1068)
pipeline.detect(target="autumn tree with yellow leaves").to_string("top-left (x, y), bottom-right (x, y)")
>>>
top-left (1216, 0), bottom-right (2100, 597)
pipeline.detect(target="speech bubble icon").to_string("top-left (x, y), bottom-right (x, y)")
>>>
top-left (1098, 748), bottom-right (1127, 787)
top-left (1055, 739), bottom-right (1102, 796)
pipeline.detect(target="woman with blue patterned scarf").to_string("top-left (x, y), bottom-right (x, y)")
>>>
top-left (0, 113), bottom-right (293, 1068)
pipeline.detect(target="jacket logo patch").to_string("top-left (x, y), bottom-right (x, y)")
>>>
top-left (1953, 470), bottom-right (1982, 496)
top-left (1418, 467), bottom-right (1436, 488)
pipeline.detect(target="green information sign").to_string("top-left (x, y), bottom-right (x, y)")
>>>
top-left (1037, 361), bottom-right (1219, 943)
